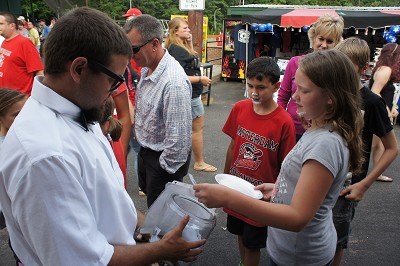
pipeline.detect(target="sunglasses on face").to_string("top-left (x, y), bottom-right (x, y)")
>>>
top-left (132, 39), bottom-right (154, 54)
top-left (87, 59), bottom-right (125, 92)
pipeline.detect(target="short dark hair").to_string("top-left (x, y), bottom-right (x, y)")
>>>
top-left (44, 7), bottom-right (132, 75)
top-left (246, 57), bottom-right (280, 84)
top-left (0, 12), bottom-right (18, 27)
top-left (39, 19), bottom-right (45, 23)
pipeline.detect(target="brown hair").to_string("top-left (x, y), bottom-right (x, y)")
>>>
top-left (372, 43), bottom-right (400, 82)
top-left (44, 7), bottom-right (132, 75)
top-left (335, 37), bottom-right (370, 74)
top-left (100, 98), bottom-right (122, 142)
top-left (0, 89), bottom-right (26, 117)
top-left (299, 50), bottom-right (365, 175)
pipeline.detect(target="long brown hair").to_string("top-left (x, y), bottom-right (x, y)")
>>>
top-left (164, 17), bottom-right (197, 56)
top-left (299, 50), bottom-right (365, 175)
top-left (372, 43), bottom-right (400, 82)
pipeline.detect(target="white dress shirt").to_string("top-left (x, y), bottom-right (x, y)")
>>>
top-left (0, 77), bottom-right (137, 265)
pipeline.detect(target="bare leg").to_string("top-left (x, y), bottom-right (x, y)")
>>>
top-left (192, 115), bottom-right (205, 165)
top-left (192, 115), bottom-right (217, 171)
top-left (243, 247), bottom-right (261, 266)
top-left (237, 235), bottom-right (245, 265)
top-left (333, 247), bottom-right (344, 266)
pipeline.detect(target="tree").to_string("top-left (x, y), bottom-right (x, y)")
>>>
top-left (21, 0), bottom-right (55, 23)
top-left (19, 0), bottom-right (400, 28)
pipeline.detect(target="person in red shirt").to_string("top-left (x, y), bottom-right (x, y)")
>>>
top-left (0, 12), bottom-right (43, 95)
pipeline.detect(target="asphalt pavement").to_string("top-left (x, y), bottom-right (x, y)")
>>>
top-left (1, 77), bottom-right (399, 265)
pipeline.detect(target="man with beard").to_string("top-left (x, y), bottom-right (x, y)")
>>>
top-left (0, 7), bottom-right (204, 265)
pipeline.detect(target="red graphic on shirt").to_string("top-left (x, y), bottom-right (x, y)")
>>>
top-left (234, 143), bottom-right (263, 170)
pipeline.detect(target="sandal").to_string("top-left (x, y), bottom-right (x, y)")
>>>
top-left (376, 175), bottom-right (393, 182)
top-left (194, 162), bottom-right (217, 172)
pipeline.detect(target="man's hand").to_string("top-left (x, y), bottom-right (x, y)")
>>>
top-left (158, 215), bottom-right (206, 262)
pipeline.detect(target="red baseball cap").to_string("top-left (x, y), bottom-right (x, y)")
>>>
top-left (122, 8), bottom-right (142, 18)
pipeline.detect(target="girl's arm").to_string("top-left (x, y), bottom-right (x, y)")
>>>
top-left (195, 159), bottom-right (333, 232)
top-left (113, 90), bottom-right (132, 158)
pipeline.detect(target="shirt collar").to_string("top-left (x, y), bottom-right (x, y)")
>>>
top-left (142, 49), bottom-right (170, 83)
top-left (31, 76), bottom-right (93, 131)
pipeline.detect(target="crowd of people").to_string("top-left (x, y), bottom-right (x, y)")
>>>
top-left (0, 6), bottom-right (398, 266)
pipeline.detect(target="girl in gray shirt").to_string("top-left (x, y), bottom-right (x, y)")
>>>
top-left (194, 50), bottom-right (365, 265)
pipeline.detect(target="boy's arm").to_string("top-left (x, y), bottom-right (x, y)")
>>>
top-left (341, 130), bottom-right (398, 201)
top-left (224, 140), bottom-right (235, 174)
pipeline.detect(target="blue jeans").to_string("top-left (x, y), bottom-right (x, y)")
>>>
top-left (129, 128), bottom-right (142, 189)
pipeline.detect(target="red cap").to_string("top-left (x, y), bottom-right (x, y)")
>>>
top-left (122, 8), bottom-right (142, 18)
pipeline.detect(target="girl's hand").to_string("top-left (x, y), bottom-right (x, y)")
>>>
top-left (254, 183), bottom-right (274, 201)
top-left (193, 183), bottom-right (230, 208)
top-left (200, 76), bottom-right (212, 86)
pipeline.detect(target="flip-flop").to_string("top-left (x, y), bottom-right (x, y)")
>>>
top-left (376, 175), bottom-right (393, 182)
top-left (194, 162), bottom-right (217, 172)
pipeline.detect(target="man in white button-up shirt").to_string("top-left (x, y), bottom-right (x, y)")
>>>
top-left (124, 15), bottom-right (192, 208)
top-left (0, 7), bottom-right (204, 266)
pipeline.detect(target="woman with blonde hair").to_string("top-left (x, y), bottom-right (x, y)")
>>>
top-left (165, 17), bottom-right (217, 172)
top-left (278, 14), bottom-right (344, 141)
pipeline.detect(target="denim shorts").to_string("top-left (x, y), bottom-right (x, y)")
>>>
top-left (191, 96), bottom-right (204, 120)
top-left (227, 215), bottom-right (267, 249)
top-left (332, 196), bottom-right (358, 249)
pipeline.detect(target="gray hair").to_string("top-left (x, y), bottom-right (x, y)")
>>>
top-left (124, 14), bottom-right (163, 42)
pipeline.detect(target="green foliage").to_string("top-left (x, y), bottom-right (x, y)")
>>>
top-left (20, 0), bottom-right (400, 28)
top-left (21, 0), bottom-right (55, 22)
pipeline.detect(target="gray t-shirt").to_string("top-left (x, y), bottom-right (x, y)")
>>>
top-left (267, 126), bottom-right (349, 266)
top-left (0, 135), bottom-right (4, 145)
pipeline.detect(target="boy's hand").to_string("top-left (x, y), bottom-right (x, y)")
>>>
top-left (254, 183), bottom-right (274, 201)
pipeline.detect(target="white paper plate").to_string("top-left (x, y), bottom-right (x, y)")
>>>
top-left (215, 174), bottom-right (263, 199)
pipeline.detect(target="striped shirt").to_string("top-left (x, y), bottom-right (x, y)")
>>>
top-left (135, 50), bottom-right (192, 174)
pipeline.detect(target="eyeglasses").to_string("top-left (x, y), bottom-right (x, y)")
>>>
top-left (87, 59), bottom-right (125, 92)
top-left (132, 39), bottom-right (154, 54)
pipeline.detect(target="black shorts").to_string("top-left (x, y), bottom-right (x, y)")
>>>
top-left (227, 215), bottom-right (267, 249)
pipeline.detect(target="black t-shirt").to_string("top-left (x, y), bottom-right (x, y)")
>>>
top-left (352, 86), bottom-right (393, 184)
top-left (168, 44), bottom-right (202, 98)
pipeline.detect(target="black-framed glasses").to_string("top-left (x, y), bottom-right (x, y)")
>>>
top-left (88, 59), bottom-right (125, 92)
top-left (132, 39), bottom-right (154, 54)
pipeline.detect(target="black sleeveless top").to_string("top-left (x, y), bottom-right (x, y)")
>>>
top-left (369, 78), bottom-right (395, 110)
